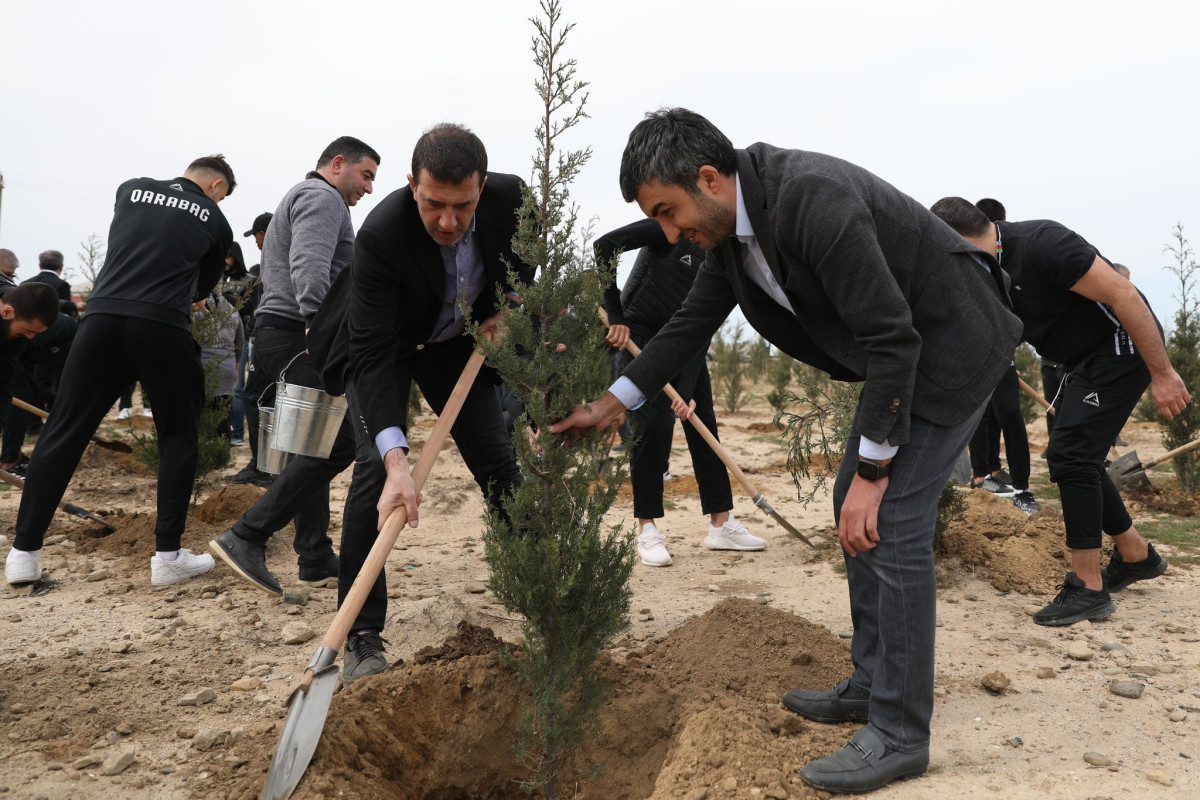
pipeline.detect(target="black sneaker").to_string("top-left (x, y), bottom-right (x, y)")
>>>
top-left (1103, 543), bottom-right (1168, 592)
top-left (993, 469), bottom-right (1014, 486)
top-left (343, 631), bottom-right (389, 687)
top-left (973, 475), bottom-right (1015, 497)
top-left (1012, 491), bottom-right (1041, 515)
top-left (298, 552), bottom-right (339, 589)
top-left (208, 528), bottom-right (282, 595)
top-left (1033, 572), bottom-right (1115, 627)
top-left (223, 464), bottom-right (274, 488)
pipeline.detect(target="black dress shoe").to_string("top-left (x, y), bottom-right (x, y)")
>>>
top-left (209, 528), bottom-right (282, 595)
top-left (782, 677), bottom-right (870, 722)
top-left (800, 725), bottom-right (929, 793)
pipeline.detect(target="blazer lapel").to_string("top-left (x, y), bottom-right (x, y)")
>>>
top-left (735, 149), bottom-right (789, 292)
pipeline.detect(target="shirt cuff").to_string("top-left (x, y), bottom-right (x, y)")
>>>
top-left (375, 426), bottom-right (409, 460)
top-left (608, 376), bottom-right (646, 411)
top-left (858, 436), bottom-right (899, 461)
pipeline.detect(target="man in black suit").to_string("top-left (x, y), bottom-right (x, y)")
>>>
top-left (23, 250), bottom-right (80, 317)
top-left (551, 108), bottom-right (1022, 793)
top-left (317, 123), bottom-right (531, 686)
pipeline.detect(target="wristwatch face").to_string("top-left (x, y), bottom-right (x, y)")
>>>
top-left (856, 459), bottom-right (884, 481)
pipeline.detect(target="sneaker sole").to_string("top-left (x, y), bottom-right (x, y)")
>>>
top-left (5, 568), bottom-right (43, 585)
top-left (298, 576), bottom-right (338, 589)
top-left (1107, 559), bottom-right (1169, 593)
top-left (639, 556), bottom-right (672, 567)
top-left (1033, 600), bottom-right (1116, 627)
top-left (704, 537), bottom-right (766, 551)
top-left (151, 561), bottom-right (215, 586)
top-left (208, 540), bottom-right (283, 596)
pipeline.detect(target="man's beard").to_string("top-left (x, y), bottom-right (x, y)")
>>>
top-left (692, 191), bottom-right (736, 250)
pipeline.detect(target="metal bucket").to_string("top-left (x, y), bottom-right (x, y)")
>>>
top-left (269, 380), bottom-right (348, 458)
top-left (257, 406), bottom-right (296, 474)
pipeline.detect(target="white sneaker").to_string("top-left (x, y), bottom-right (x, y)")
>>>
top-left (151, 548), bottom-right (215, 585)
top-left (5, 548), bottom-right (42, 585)
top-left (116, 408), bottom-right (134, 421)
top-left (142, 408), bottom-right (153, 418)
top-left (704, 515), bottom-right (766, 551)
top-left (663, 470), bottom-right (672, 481)
top-left (637, 523), bottom-right (673, 567)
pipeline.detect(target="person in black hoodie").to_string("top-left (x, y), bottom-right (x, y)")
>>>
top-left (595, 220), bottom-right (766, 567)
top-left (5, 155), bottom-right (236, 589)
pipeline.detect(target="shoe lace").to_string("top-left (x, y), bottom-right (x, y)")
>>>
top-left (348, 631), bottom-right (387, 656)
top-left (639, 528), bottom-right (666, 547)
top-left (1049, 579), bottom-right (1084, 606)
top-left (722, 519), bottom-right (749, 535)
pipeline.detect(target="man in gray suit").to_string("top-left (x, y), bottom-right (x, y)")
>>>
top-left (551, 108), bottom-right (1022, 793)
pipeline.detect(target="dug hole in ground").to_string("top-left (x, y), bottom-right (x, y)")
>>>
top-left (1, 390), bottom-right (1198, 799)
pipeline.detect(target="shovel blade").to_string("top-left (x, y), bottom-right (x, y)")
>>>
top-left (260, 663), bottom-right (341, 800)
top-left (1107, 450), bottom-right (1142, 480)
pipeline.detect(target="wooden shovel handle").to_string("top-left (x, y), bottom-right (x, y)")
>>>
top-left (1017, 377), bottom-right (1055, 416)
top-left (1142, 437), bottom-right (1200, 469)
top-left (11, 397), bottom-right (49, 420)
top-left (314, 348), bottom-right (487, 657)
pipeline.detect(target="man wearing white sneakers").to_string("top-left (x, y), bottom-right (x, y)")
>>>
top-left (594, 218), bottom-right (764, 567)
top-left (6, 155), bottom-right (236, 587)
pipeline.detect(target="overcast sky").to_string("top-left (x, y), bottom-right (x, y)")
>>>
top-left (2, 0), bottom-right (1198, 333)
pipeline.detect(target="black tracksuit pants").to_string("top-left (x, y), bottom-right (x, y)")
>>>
top-left (968, 364), bottom-right (1031, 489)
top-left (1047, 351), bottom-right (1148, 550)
top-left (14, 314), bottom-right (203, 552)
top-left (621, 335), bottom-right (732, 520)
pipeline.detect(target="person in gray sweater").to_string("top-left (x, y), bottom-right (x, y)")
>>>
top-left (215, 136), bottom-right (379, 591)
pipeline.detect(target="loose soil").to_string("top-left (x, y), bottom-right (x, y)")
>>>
top-left (2, 393), bottom-right (1197, 799)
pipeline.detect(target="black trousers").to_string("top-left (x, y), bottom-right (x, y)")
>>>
top-left (229, 328), bottom-right (345, 564)
top-left (15, 315), bottom-right (203, 552)
top-left (338, 336), bottom-right (521, 634)
top-left (621, 338), bottom-right (732, 520)
top-left (1, 359), bottom-right (41, 463)
top-left (1047, 351), bottom-right (1147, 550)
top-left (968, 364), bottom-right (1031, 489)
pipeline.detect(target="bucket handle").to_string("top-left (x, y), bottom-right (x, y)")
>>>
top-left (258, 351), bottom-right (310, 412)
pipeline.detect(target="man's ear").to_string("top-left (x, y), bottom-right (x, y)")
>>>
top-left (0, 303), bottom-right (14, 321)
top-left (330, 154), bottom-right (347, 176)
top-left (697, 165), bottom-right (722, 196)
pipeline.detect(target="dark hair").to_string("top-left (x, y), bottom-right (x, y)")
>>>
top-left (316, 136), bottom-right (381, 170)
top-left (410, 123), bottom-right (487, 185)
top-left (188, 154), bottom-right (237, 196)
top-left (6, 282), bottom-right (59, 327)
top-left (0, 248), bottom-right (19, 270)
top-left (1112, 262), bottom-right (1131, 278)
top-left (38, 250), bottom-right (64, 271)
top-left (975, 198), bottom-right (1006, 222)
top-left (226, 241), bottom-right (247, 279)
top-left (619, 108), bottom-right (737, 203)
top-left (930, 197), bottom-right (992, 238)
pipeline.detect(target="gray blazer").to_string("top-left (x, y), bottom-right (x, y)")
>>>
top-left (623, 144), bottom-right (1023, 448)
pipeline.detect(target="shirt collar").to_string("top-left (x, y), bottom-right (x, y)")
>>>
top-left (734, 172), bottom-right (755, 240)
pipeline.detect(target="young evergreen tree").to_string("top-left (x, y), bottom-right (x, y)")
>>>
top-left (1161, 223), bottom-right (1200, 492)
top-left (473, 2), bottom-right (635, 795)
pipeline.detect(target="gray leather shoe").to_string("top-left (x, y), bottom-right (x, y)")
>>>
top-left (782, 677), bottom-right (870, 722)
top-left (800, 725), bottom-right (929, 793)
top-left (343, 631), bottom-right (389, 688)
top-left (209, 528), bottom-right (282, 596)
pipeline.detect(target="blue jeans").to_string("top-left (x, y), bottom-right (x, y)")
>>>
top-left (230, 339), bottom-right (249, 438)
top-left (833, 402), bottom-right (984, 753)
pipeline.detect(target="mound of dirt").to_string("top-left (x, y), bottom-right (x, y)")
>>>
top-left (218, 598), bottom-right (855, 800)
top-left (937, 490), bottom-right (1068, 594)
top-left (193, 485), bottom-right (267, 525)
top-left (1126, 483), bottom-right (1200, 517)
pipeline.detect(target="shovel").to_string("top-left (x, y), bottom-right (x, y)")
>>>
top-left (599, 310), bottom-right (814, 547)
top-left (1017, 377), bottom-right (1055, 417)
top-left (0, 466), bottom-right (116, 531)
top-left (1108, 437), bottom-right (1200, 491)
top-left (10, 397), bottom-right (133, 453)
top-left (260, 348), bottom-right (486, 800)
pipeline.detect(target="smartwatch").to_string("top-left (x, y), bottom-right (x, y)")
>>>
top-left (856, 457), bottom-right (890, 481)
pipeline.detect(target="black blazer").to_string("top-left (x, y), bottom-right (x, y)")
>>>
top-left (24, 271), bottom-right (76, 316)
top-left (310, 172), bottom-right (532, 438)
top-left (623, 144), bottom-right (1022, 448)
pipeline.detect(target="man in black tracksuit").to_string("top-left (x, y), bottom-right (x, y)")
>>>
top-left (931, 198), bottom-right (1191, 626)
top-left (5, 156), bottom-right (236, 588)
top-left (595, 219), bottom-right (765, 568)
